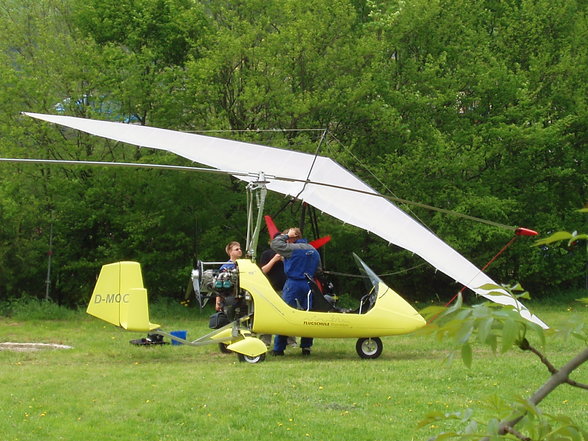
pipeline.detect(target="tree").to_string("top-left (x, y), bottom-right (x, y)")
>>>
top-left (359, 0), bottom-right (588, 298)
top-left (72, 0), bottom-right (211, 125)
top-left (1, 0), bottom-right (586, 304)
top-left (0, 0), bottom-right (97, 300)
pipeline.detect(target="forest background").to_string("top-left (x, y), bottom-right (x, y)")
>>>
top-left (0, 0), bottom-right (586, 307)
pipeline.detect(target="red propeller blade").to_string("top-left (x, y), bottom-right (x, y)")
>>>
top-left (264, 215), bottom-right (280, 239)
top-left (309, 235), bottom-right (331, 249)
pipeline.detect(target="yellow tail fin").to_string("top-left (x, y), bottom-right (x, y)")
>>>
top-left (86, 262), bottom-right (160, 332)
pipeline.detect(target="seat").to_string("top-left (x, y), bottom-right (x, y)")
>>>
top-left (304, 273), bottom-right (340, 312)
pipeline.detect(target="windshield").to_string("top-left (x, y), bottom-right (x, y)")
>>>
top-left (352, 253), bottom-right (382, 295)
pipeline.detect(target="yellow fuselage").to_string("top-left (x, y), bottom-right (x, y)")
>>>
top-left (237, 259), bottom-right (426, 338)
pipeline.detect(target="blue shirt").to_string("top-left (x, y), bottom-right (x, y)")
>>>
top-left (219, 260), bottom-right (237, 271)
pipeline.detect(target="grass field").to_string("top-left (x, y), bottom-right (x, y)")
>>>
top-left (1, 301), bottom-right (586, 441)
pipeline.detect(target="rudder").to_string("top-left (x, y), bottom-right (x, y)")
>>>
top-left (87, 262), bottom-right (160, 332)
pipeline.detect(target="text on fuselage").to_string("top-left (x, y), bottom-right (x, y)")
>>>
top-left (303, 321), bottom-right (330, 326)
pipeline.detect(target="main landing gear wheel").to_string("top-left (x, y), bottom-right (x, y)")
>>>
top-left (356, 337), bottom-right (383, 359)
top-left (237, 353), bottom-right (266, 364)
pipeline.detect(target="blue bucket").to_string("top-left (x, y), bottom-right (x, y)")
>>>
top-left (170, 330), bottom-right (187, 345)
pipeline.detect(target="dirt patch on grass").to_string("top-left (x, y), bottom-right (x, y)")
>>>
top-left (0, 342), bottom-right (73, 352)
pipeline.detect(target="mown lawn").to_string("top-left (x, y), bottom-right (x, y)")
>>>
top-left (1, 302), bottom-right (586, 441)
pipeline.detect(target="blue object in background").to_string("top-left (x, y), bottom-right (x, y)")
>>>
top-left (170, 330), bottom-right (187, 345)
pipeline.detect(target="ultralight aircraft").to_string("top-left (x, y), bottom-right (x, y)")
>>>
top-left (0, 112), bottom-right (547, 363)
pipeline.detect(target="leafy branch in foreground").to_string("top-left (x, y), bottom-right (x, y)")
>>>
top-left (419, 289), bottom-right (587, 440)
top-left (419, 216), bottom-right (588, 440)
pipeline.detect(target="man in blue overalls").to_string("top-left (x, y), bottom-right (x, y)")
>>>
top-left (270, 228), bottom-right (321, 356)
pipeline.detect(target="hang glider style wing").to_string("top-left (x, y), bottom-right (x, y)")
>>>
top-left (22, 112), bottom-right (547, 328)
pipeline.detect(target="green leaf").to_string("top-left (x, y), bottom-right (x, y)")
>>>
top-left (534, 231), bottom-right (573, 246)
top-left (417, 411), bottom-right (445, 428)
top-left (455, 320), bottom-right (474, 345)
top-left (510, 283), bottom-right (525, 292)
top-left (420, 305), bottom-right (448, 321)
top-left (463, 419), bottom-right (479, 435)
top-left (530, 323), bottom-right (547, 348)
top-left (487, 334), bottom-right (498, 354)
top-left (430, 432), bottom-right (460, 441)
top-left (501, 319), bottom-right (519, 353)
top-left (569, 233), bottom-right (588, 245)
top-left (477, 316), bottom-right (494, 344)
top-left (486, 418), bottom-right (501, 436)
top-left (477, 283), bottom-right (503, 291)
top-left (461, 342), bottom-right (473, 368)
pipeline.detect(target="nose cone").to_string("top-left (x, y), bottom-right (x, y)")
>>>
top-left (372, 283), bottom-right (426, 334)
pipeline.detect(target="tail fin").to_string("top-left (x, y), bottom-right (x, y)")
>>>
top-left (86, 262), bottom-right (160, 332)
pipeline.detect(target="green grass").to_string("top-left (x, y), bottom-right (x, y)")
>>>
top-left (1, 302), bottom-right (586, 441)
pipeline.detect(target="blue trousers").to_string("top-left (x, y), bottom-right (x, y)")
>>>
top-left (273, 279), bottom-right (313, 352)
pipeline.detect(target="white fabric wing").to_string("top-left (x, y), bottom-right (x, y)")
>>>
top-left (24, 112), bottom-right (547, 328)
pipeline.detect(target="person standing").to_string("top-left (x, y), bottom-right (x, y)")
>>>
top-left (259, 239), bottom-right (287, 292)
top-left (216, 241), bottom-right (242, 311)
top-left (270, 227), bottom-right (321, 356)
top-left (259, 236), bottom-right (298, 347)
top-left (219, 241), bottom-right (242, 271)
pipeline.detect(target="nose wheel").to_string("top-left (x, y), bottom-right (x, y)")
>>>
top-left (356, 337), bottom-right (383, 359)
top-left (237, 353), bottom-right (266, 363)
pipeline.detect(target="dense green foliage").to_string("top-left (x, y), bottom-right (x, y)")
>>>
top-left (0, 0), bottom-right (586, 306)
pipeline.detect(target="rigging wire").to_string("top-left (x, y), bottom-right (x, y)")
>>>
top-left (324, 262), bottom-right (429, 279)
top-left (295, 127), bottom-right (329, 200)
top-left (1, 157), bottom-right (517, 231)
top-left (444, 235), bottom-right (519, 307)
top-left (186, 128), bottom-right (326, 134)
top-left (324, 133), bottom-right (517, 232)
top-left (325, 132), bottom-right (438, 234)
top-left (425, 234), bottom-right (521, 326)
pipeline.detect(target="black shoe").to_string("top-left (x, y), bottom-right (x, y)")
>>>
top-left (271, 350), bottom-right (284, 356)
top-left (301, 348), bottom-right (311, 356)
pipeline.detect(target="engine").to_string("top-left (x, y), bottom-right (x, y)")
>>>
top-left (193, 263), bottom-right (248, 323)
top-left (200, 268), bottom-right (239, 297)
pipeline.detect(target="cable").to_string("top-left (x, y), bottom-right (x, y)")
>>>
top-left (295, 127), bottom-right (328, 200)
top-left (324, 262), bottom-right (428, 279)
top-left (186, 128), bottom-right (326, 134)
top-left (444, 235), bottom-right (518, 307)
top-left (326, 132), bottom-right (429, 227)
top-left (323, 134), bottom-right (516, 232)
